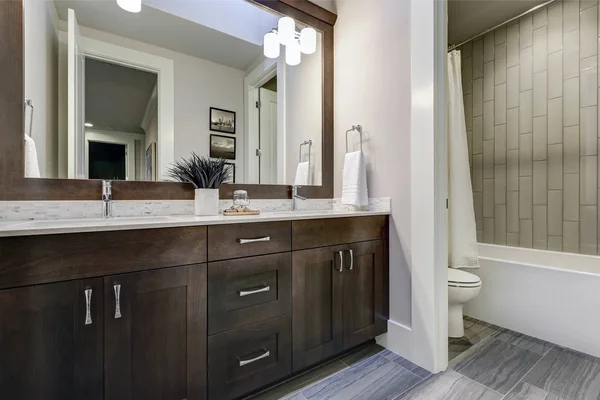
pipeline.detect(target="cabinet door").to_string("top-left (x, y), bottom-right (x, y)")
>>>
top-left (104, 264), bottom-right (207, 400)
top-left (291, 246), bottom-right (345, 371)
top-left (0, 278), bottom-right (104, 400)
top-left (343, 240), bottom-right (386, 349)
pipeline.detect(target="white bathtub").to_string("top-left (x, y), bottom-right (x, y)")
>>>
top-left (464, 243), bottom-right (600, 358)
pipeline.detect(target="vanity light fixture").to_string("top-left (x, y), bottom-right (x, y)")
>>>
top-left (263, 31), bottom-right (280, 59)
top-left (263, 17), bottom-right (317, 66)
top-left (117, 0), bottom-right (141, 13)
top-left (84, 122), bottom-right (94, 127)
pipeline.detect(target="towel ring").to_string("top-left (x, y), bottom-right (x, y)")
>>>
top-left (345, 125), bottom-right (363, 153)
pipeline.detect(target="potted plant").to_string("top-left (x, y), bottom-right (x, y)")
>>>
top-left (167, 153), bottom-right (231, 216)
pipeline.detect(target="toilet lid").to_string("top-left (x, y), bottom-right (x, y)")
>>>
top-left (448, 268), bottom-right (481, 285)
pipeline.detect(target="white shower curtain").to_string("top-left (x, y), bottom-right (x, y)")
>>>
top-left (447, 50), bottom-right (479, 269)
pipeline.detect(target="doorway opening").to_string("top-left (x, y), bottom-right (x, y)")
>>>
top-left (88, 141), bottom-right (126, 180)
top-left (258, 75), bottom-right (278, 184)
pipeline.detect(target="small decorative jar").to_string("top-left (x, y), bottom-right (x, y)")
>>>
top-left (233, 190), bottom-right (250, 208)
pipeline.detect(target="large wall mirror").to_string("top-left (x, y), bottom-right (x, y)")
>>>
top-left (24, 0), bottom-right (325, 188)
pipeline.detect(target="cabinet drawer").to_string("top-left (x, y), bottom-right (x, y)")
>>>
top-left (208, 222), bottom-right (291, 261)
top-left (0, 226), bottom-right (207, 289)
top-left (208, 253), bottom-right (291, 335)
top-left (292, 216), bottom-right (388, 250)
top-left (208, 315), bottom-right (291, 400)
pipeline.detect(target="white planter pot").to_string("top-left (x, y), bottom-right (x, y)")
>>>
top-left (194, 188), bottom-right (219, 216)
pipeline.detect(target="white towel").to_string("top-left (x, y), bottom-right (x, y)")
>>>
top-left (294, 161), bottom-right (310, 185)
top-left (341, 151), bottom-right (368, 207)
top-left (24, 134), bottom-right (41, 178)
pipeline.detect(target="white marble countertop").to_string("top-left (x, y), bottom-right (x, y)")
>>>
top-left (0, 209), bottom-right (390, 237)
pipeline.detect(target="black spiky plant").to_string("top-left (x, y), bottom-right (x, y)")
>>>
top-left (167, 153), bottom-right (231, 189)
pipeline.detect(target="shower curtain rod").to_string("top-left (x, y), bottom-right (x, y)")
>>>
top-left (448, 0), bottom-right (557, 52)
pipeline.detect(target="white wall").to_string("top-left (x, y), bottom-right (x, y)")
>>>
top-left (335, 0), bottom-right (447, 372)
top-left (24, 0), bottom-right (59, 178)
top-left (61, 23), bottom-right (245, 177)
top-left (285, 34), bottom-right (323, 185)
top-left (335, 0), bottom-right (412, 327)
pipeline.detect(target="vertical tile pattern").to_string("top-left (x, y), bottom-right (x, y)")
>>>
top-left (563, 30), bottom-right (580, 79)
top-left (463, 0), bottom-right (600, 255)
top-left (580, 5), bottom-right (598, 58)
top-left (548, 3), bottom-right (563, 53)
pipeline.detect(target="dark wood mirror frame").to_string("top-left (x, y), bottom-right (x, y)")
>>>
top-left (0, 0), bottom-right (335, 201)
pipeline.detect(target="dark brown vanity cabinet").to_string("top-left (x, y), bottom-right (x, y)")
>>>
top-left (0, 216), bottom-right (388, 400)
top-left (104, 264), bottom-right (207, 400)
top-left (291, 240), bottom-right (387, 372)
top-left (0, 278), bottom-right (104, 400)
top-left (0, 264), bottom-right (207, 400)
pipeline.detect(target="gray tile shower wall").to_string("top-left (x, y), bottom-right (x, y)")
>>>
top-left (461, 0), bottom-right (600, 255)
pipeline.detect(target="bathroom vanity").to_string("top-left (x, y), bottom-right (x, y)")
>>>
top-left (0, 0), bottom-right (392, 398)
top-left (0, 213), bottom-right (389, 400)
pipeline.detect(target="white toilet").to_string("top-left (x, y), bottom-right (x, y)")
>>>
top-left (448, 268), bottom-right (482, 338)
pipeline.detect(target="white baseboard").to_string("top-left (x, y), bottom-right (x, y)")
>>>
top-left (377, 319), bottom-right (437, 372)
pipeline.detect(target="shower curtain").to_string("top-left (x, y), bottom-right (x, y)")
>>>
top-left (447, 50), bottom-right (479, 268)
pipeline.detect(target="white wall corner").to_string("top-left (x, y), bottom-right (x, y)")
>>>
top-left (403, 0), bottom-right (448, 373)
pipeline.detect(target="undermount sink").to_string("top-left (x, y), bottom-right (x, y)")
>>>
top-left (12, 215), bottom-right (178, 229)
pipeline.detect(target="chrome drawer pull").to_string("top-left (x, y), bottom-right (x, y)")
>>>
top-left (237, 236), bottom-right (271, 244)
top-left (114, 284), bottom-right (122, 319)
top-left (239, 350), bottom-right (270, 367)
top-left (337, 251), bottom-right (344, 272)
top-left (239, 285), bottom-right (271, 297)
top-left (348, 249), bottom-right (354, 271)
top-left (84, 289), bottom-right (93, 325)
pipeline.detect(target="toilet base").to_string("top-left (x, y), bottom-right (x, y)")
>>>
top-left (448, 304), bottom-right (465, 338)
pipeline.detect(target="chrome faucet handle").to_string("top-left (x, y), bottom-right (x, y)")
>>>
top-left (102, 180), bottom-right (112, 200)
top-left (102, 180), bottom-right (112, 218)
top-left (292, 185), bottom-right (306, 200)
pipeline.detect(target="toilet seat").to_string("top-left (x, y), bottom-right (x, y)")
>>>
top-left (448, 268), bottom-right (482, 288)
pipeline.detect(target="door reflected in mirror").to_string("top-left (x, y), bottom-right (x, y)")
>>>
top-left (23, 0), bottom-right (323, 186)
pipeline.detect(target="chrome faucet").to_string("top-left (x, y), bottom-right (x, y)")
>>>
top-left (102, 180), bottom-right (112, 218)
top-left (292, 185), bottom-right (307, 211)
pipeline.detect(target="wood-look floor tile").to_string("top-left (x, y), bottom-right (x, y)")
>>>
top-left (449, 317), bottom-right (501, 361)
top-left (503, 382), bottom-right (564, 400)
top-left (491, 329), bottom-right (554, 355)
top-left (382, 351), bottom-right (431, 379)
top-left (249, 360), bottom-right (347, 400)
top-left (302, 355), bottom-right (420, 400)
top-left (340, 343), bottom-right (386, 366)
top-left (453, 339), bottom-right (542, 394)
top-left (523, 346), bottom-right (600, 399)
top-left (398, 370), bottom-right (502, 400)
top-left (351, 363), bottom-right (422, 400)
top-left (283, 393), bottom-right (308, 400)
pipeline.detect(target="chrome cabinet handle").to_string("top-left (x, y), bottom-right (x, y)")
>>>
top-left (113, 284), bottom-right (122, 319)
top-left (84, 289), bottom-right (92, 325)
top-left (239, 285), bottom-right (271, 297)
top-left (239, 350), bottom-right (270, 367)
top-left (237, 236), bottom-right (271, 244)
top-left (337, 251), bottom-right (344, 272)
top-left (348, 249), bottom-right (354, 271)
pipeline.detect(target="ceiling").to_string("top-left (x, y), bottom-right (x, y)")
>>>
top-left (53, 0), bottom-right (278, 71)
top-left (448, 0), bottom-right (549, 45)
top-left (85, 58), bottom-right (157, 134)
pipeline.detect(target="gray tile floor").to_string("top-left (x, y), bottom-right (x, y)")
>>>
top-left (249, 317), bottom-right (600, 400)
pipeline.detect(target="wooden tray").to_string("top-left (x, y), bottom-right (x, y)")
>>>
top-left (223, 209), bottom-right (261, 216)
